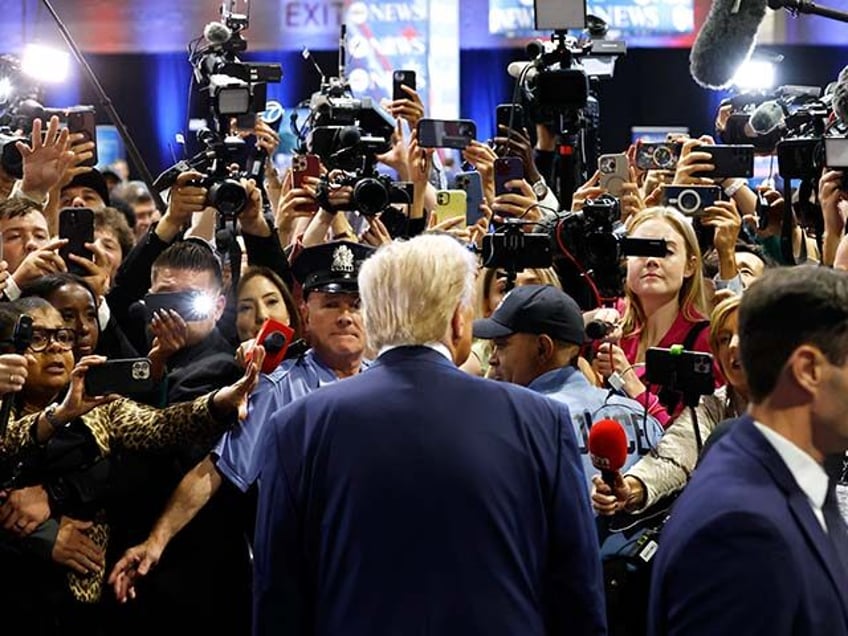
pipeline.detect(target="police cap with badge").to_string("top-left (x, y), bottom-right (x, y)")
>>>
top-left (292, 241), bottom-right (375, 296)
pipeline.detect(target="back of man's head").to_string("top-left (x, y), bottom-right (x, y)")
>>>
top-left (739, 265), bottom-right (848, 403)
top-left (358, 234), bottom-right (476, 351)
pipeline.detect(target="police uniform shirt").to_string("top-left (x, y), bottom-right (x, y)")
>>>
top-left (528, 365), bottom-right (664, 489)
top-left (213, 350), bottom-right (370, 492)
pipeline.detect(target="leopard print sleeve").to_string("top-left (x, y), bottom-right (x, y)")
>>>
top-left (89, 393), bottom-right (234, 453)
top-left (0, 411), bottom-right (41, 460)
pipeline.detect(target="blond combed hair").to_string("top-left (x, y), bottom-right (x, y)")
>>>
top-left (358, 234), bottom-right (477, 351)
top-left (621, 206), bottom-right (709, 336)
top-left (708, 295), bottom-right (741, 355)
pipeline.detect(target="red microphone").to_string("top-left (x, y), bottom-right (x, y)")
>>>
top-left (588, 418), bottom-right (629, 489)
top-left (249, 318), bottom-right (295, 374)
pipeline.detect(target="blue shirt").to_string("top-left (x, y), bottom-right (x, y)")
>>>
top-left (213, 350), bottom-right (367, 492)
top-left (528, 366), bottom-right (664, 489)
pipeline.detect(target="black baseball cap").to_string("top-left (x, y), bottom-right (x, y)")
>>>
top-left (292, 241), bottom-right (375, 295)
top-left (62, 168), bottom-right (110, 207)
top-left (473, 284), bottom-right (586, 344)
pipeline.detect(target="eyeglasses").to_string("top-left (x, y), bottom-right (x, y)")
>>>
top-left (28, 328), bottom-right (77, 352)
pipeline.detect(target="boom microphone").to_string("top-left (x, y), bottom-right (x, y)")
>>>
top-left (588, 418), bottom-right (628, 489)
top-left (747, 100), bottom-right (785, 134)
top-left (690, 0), bottom-right (769, 90)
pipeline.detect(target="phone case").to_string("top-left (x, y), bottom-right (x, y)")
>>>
top-left (417, 119), bottom-right (476, 149)
top-left (494, 157), bottom-right (524, 197)
top-left (598, 154), bottom-right (629, 197)
top-left (454, 171), bottom-right (484, 226)
top-left (392, 70), bottom-right (416, 101)
top-left (434, 190), bottom-right (468, 223)
top-left (292, 154), bottom-right (320, 212)
top-left (67, 108), bottom-right (97, 167)
top-left (58, 208), bottom-right (95, 276)
top-left (694, 145), bottom-right (755, 179)
top-left (496, 103), bottom-right (524, 134)
top-left (84, 358), bottom-right (154, 396)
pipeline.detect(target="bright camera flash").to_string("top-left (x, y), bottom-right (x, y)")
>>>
top-left (732, 60), bottom-right (776, 92)
top-left (21, 44), bottom-right (71, 84)
top-left (191, 294), bottom-right (215, 318)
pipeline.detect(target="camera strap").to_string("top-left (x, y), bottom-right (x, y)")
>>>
top-left (781, 179), bottom-right (808, 265)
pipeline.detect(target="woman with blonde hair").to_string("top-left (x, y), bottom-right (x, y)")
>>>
top-left (592, 207), bottom-right (722, 426)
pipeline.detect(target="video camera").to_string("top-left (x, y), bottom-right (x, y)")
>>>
top-left (293, 27), bottom-right (412, 217)
top-left (556, 195), bottom-right (668, 300)
top-left (189, 1), bottom-right (282, 134)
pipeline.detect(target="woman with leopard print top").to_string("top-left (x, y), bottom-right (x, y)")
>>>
top-left (0, 298), bottom-right (262, 632)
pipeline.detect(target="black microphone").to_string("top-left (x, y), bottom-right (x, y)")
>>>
top-left (690, 0), bottom-right (769, 89)
top-left (0, 315), bottom-right (33, 439)
top-left (586, 320), bottom-right (616, 341)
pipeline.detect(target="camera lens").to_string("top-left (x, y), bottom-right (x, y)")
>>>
top-left (677, 189), bottom-right (701, 214)
top-left (653, 146), bottom-right (673, 169)
top-left (208, 179), bottom-right (248, 217)
top-left (354, 177), bottom-right (390, 216)
top-left (600, 157), bottom-right (615, 173)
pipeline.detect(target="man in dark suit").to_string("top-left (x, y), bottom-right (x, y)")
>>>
top-left (649, 265), bottom-right (848, 635)
top-left (253, 234), bottom-right (607, 636)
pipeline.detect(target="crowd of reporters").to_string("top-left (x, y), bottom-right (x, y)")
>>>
top-left (0, 66), bottom-right (846, 636)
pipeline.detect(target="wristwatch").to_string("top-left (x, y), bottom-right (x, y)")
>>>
top-left (43, 403), bottom-right (65, 430)
top-left (532, 178), bottom-right (548, 200)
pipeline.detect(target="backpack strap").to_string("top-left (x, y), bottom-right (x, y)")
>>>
top-left (682, 320), bottom-right (710, 352)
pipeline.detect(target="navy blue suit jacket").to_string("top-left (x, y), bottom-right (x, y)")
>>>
top-left (649, 415), bottom-right (848, 635)
top-left (252, 347), bottom-right (606, 636)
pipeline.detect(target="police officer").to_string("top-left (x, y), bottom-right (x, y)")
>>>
top-left (108, 240), bottom-right (375, 607)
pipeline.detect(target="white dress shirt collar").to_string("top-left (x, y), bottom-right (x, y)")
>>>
top-left (378, 342), bottom-right (454, 364)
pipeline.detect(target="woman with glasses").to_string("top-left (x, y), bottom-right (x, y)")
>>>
top-left (0, 298), bottom-right (263, 633)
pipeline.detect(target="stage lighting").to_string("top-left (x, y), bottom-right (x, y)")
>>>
top-left (21, 44), bottom-right (70, 84)
top-left (732, 59), bottom-right (777, 92)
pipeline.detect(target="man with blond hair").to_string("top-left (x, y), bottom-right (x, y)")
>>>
top-left (252, 234), bottom-right (607, 636)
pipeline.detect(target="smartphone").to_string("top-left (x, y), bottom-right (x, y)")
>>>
top-left (392, 70), bottom-right (416, 101)
top-left (693, 144), bottom-right (755, 179)
top-left (143, 291), bottom-right (214, 322)
top-left (645, 347), bottom-right (714, 398)
top-left (250, 318), bottom-right (295, 374)
top-left (434, 190), bottom-right (467, 224)
top-left (417, 119), bottom-right (476, 149)
top-left (496, 103), bottom-right (525, 134)
top-left (598, 153), bottom-right (629, 197)
top-left (84, 358), bottom-right (154, 396)
top-left (635, 141), bottom-right (681, 171)
top-left (454, 171), bottom-right (485, 226)
top-left (662, 185), bottom-right (723, 218)
top-left (58, 208), bottom-right (95, 276)
top-left (494, 156), bottom-right (524, 197)
top-left (292, 153), bottom-right (321, 213)
top-left (66, 107), bottom-right (97, 167)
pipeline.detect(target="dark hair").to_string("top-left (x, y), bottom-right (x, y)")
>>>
top-left (95, 206), bottom-right (135, 258)
top-left (734, 241), bottom-right (778, 270)
top-left (237, 266), bottom-right (303, 338)
top-left (739, 265), bottom-right (848, 402)
top-left (0, 198), bottom-right (41, 221)
top-left (0, 302), bottom-right (21, 342)
top-left (20, 273), bottom-right (99, 307)
top-left (152, 240), bottom-right (224, 290)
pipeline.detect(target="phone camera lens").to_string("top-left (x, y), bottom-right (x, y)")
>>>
top-left (678, 189), bottom-right (701, 213)
top-left (653, 147), bottom-right (673, 168)
top-left (600, 158), bottom-right (615, 173)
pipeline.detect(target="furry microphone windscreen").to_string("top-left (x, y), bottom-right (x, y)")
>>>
top-left (690, 0), bottom-right (769, 90)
